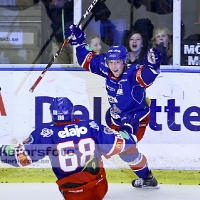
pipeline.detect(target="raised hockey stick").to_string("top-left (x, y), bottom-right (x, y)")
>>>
top-left (82, 0), bottom-right (106, 31)
top-left (32, 0), bottom-right (104, 65)
top-left (14, 3), bottom-right (98, 96)
top-left (29, 0), bottom-right (99, 93)
top-left (32, 10), bottom-right (94, 65)
top-left (33, 0), bottom-right (107, 65)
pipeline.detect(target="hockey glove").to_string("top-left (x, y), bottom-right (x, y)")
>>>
top-left (119, 114), bottom-right (139, 136)
top-left (144, 48), bottom-right (163, 70)
top-left (156, 42), bottom-right (166, 54)
top-left (65, 24), bottom-right (86, 45)
top-left (91, 0), bottom-right (111, 21)
top-left (156, 42), bottom-right (170, 65)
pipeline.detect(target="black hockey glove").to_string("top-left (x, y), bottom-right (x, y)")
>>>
top-left (119, 114), bottom-right (139, 136)
top-left (144, 48), bottom-right (163, 70)
top-left (91, 0), bottom-right (111, 21)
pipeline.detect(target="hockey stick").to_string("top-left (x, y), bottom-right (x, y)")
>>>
top-left (14, 3), bottom-right (98, 96)
top-left (29, 0), bottom-right (99, 93)
top-left (33, 0), bottom-right (106, 64)
top-left (32, 0), bottom-right (105, 65)
top-left (13, 27), bottom-right (59, 96)
top-left (32, 3), bottom-right (99, 64)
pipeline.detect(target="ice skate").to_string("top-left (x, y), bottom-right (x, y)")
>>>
top-left (132, 171), bottom-right (160, 189)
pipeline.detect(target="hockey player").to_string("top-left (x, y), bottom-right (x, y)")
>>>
top-left (0, 97), bottom-right (139, 200)
top-left (65, 24), bottom-right (163, 188)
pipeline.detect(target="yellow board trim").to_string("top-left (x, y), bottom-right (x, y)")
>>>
top-left (0, 168), bottom-right (200, 185)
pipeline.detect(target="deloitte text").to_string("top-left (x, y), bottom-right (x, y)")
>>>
top-left (35, 97), bottom-right (200, 131)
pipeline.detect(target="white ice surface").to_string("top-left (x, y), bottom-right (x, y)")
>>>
top-left (0, 183), bottom-right (200, 200)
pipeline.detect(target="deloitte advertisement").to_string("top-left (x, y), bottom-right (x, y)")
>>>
top-left (0, 70), bottom-right (199, 169)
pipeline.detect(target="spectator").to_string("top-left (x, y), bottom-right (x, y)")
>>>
top-left (152, 26), bottom-right (173, 65)
top-left (86, 34), bottom-right (102, 54)
top-left (47, 0), bottom-right (110, 64)
top-left (12, 0), bottom-right (74, 64)
top-left (127, 0), bottom-right (173, 15)
top-left (13, 0), bottom-right (109, 64)
top-left (41, 0), bottom-right (74, 64)
top-left (100, 18), bottom-right (154, 49)
top-left (132, 18), bottom-right (154, 46)
top-left (126, 30), bottom-right (149, 64)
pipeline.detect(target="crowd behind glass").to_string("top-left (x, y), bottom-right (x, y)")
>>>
top-left (0, 0), bottom-right (199, 67)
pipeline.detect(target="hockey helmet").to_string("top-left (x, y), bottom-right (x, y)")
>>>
top-left (106, 45), bottom-right (129, 64)
top-left (50, 97), bottom-right (74, 122)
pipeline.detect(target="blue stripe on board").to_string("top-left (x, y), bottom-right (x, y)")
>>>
top-left (0, 67), bottom-right (86, 71)
top-left (0, 67), bottom-right (200, 73)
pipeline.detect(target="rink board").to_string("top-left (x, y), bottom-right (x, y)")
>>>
top-left (0, 70), bottom-right (200, 170)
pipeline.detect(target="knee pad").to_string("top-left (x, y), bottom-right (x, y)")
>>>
top-left (119, 147), bottom-right (147, 171)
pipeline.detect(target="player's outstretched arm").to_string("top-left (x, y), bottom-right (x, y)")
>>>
top-left (0, 130), bottom-right (48, 167)
top-left (65, 24), bottom-right (97, 68)
top-left (136, 48), bottom-right (162, 88)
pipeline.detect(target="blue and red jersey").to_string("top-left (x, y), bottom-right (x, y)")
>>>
top-left (76, 44), bottom-right (160, 125)
top-left (0, 119), bottom-right (136, 180)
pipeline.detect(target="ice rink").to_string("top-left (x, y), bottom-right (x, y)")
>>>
top-left (0, 183), bottom-right (200, 200)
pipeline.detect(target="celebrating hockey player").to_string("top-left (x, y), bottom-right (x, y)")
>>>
top-left (0, 97), bottom-right (140, 200)
top-left (65, 24), bottom-right (163, 188)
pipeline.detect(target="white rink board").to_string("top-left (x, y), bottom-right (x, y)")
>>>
top-left (0, 71), bottom-right (200, 169)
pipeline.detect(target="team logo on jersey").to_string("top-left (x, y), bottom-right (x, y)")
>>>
top-left (108, 95), bottom-right (118, 103)
top-left (113, 104), bottom-right (120, 112)
top-left (116, 83), bottom-right (123, 95)
top-left (23, 135), bottom-right (34, 145)
top-left (106, 85), bottom-right (115, 92)
top-left (58, 125), bottom-right (88, 138)
top-left (89, 121), bottom-right (99, 130)
top-left (110, 104), bottom-right (121, 120)
top-left (41, 128), bottom-right (54, 137)
top-left (116, 88), bottom-right (123, 95)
